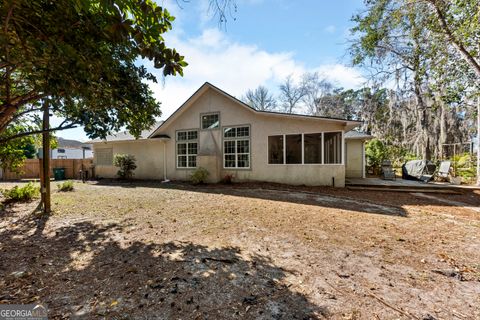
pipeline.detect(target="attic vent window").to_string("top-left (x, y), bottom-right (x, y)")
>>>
top-left (201, 113), bottom-right (219, 130)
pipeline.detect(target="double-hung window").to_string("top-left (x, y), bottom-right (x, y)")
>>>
top-left (223, 126), bottom-right (250, 169)
top-left (176, 130), bottom-right (198, 168)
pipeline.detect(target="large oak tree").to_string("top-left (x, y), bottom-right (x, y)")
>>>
top-left (0, 0), bottom-right (188, 141)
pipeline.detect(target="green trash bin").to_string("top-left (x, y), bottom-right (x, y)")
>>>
top-left (53, 168), bottom-right (66, 180)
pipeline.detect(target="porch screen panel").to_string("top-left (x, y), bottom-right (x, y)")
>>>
top-left (285, 134), bottom-right (302, 164)
top-left (323, 132), bottom-right (342, 164)
top-left (268, 136), bottom-right (284, 164)
top-left (304, 133), bottom-right (322, 164)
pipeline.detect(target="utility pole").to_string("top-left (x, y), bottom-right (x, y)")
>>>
top-left (41, 102), bottom-right (51, 214)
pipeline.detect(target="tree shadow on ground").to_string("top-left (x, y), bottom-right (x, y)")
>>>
top-left (0, 211), bottom-right (327, 319)
top-left (93, 179), bottom-right (410, 217)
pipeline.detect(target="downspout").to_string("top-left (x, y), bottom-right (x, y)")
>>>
top-left (156, 136), bottom-right (171, 183)
top-left (362, 140), bottom-right (366, 179)
top-left (162, 140), bottom-right (169, 183)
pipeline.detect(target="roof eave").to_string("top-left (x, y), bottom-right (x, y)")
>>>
top-left (345, 136), bottom-right (373, 140)
top-left (148, 83), bottom-right (215, 138)
top-left (91, 138), bottom-right (150, 144)
top-left (149, 82), bottom-right (363, 137)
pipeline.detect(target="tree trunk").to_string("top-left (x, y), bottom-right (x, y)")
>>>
top-left (414, 84), bottom-right (430, 160)
top-left (477, 96), bottom-right (480, 186)
top-left (439, 99), bottom-right (447, 158)
top-left (41, 103), bottom-right (51, 214)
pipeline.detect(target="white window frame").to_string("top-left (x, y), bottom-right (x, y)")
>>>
top-left (223, 125), bottom-right (251, 169)
top-left (267, 131), bottom-right (344, 165)
top-left (176, 130), bottom-right (198, 169)
top-left (200, 112), bottom-right (220, 130)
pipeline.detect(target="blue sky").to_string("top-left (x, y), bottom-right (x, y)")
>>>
top-left (55, 0), bottom-right (367, 141)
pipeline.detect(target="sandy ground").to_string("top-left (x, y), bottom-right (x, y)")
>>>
top-left (0, 180), bottom-right (479, 319)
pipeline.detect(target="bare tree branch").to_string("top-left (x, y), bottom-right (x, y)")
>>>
top-left (0, 122), bottom-right (79, 144)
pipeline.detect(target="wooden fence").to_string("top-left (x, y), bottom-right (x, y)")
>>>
top-left (1, 159), bottom-right (94, 180)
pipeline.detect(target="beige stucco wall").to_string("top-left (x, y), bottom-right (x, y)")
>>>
top-left (94, 140), bottom-right (164, 180)
top-left (93, 87), bottom-right (352, 186)
top-left (345, 139), bottom-right (364, 178)
top-left (158, 88), bottom-right (347, 187)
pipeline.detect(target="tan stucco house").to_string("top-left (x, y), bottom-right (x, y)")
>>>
top-left (92, 82), bottom-right (370, 187)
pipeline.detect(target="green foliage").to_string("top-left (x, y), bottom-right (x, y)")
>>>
top-left (365, 139), bottom-right (388, 168)
top-left (384, 144), bottom-right (419, 166)
top-left (350, 0), bottom-right (479, 161)
top-left (1, 182), bottom-right (40, 202)
top-left (453, 153), bottom-right (472, 168)
top-left (1, 0), bottom-right (187, 140)
top-left (22, 141), bottom-right (37, 159)
top-left (33, 134), bottom-right (58, 151)
top-left (456, 167), bottom-right (476, 179)
top-left (366, 139), bottom-right (420, 171)
top-left (451, 153), bottom-right (476, 182)
top-left (0, 123), bottom-right (36, 172)
top-left (191, 167), bottom-right (209, 185)
top-left (403, 152), bottom-right (420, 162)
top-left (113, 154), bottom-right (137, 179)
top-left (57, 180), bottom-right (74, 192)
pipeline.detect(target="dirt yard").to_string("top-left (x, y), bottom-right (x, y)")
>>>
top-left (0, 181), bottom-right (479, 319)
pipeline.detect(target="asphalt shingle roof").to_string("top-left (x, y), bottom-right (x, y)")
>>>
top-left (91, 121), bottom-right (163, 143)
top-left (344, 131), bottom-right (372, 139)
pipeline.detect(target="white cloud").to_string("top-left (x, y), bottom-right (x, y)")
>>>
top-left (315, 64), bottom-right (365, 89)
top-left (324, 25), bottom-right (336, 33)
top-left (149, 28), bottom-right (365, 119)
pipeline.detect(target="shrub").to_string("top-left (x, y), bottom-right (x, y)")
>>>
top-left (221, 174), bottom-right (234, 184)
top-left (1, 182), bottom-right (40, 202)
top-left (113, 154), bottom-right (137, 179)
top-left (191, 167), bottom-right (209, 185)
top-left (57, 180), bottom-right (74, 192)
top-left (365, 139), bottom-right (388, 174)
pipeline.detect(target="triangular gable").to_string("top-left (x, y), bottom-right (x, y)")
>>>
top-left (149, 82), bottom-right (362, 138)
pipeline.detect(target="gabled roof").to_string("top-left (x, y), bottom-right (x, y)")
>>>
top-left (149, 82), bottom-right (362, 138)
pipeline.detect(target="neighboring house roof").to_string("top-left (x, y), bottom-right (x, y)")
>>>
top-left (90, 121), bottom-right (164, 143)
top-left (149, 82), bottom-right (362, 138)
top-left (58, 137), bottom-right (84, 148)
top-left (57, 137), bottom-right (92, 150)
top-left (344, 131), bottom-right (373, 140)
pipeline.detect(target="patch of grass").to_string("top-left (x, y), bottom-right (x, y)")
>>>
top-left (57, 180), bottom-right (74, 192)
top-left (1, 182), bottom-right (40, 202)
